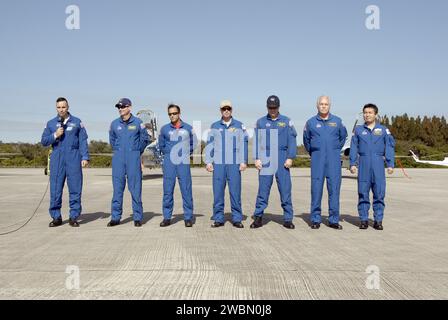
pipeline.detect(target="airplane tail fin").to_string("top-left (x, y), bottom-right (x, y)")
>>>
top-left (409, 150), bottom-right (419, 161)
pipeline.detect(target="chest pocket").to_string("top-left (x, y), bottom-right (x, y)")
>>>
top-left (127, 125), bottom-right (141, 151)
top-left (112, 126), bottom-right (125, 150)
top-left (277, 123), bottom-right (287, 135)
top-left (309, 124), bottom-right (322, 151)
top-left (326, 123), bottom-right (340, 149)
top-left (275, 122), bottom-right (289, 149)
top-left (65, 123), bottom-right (80, 149)
top-left (358, 131), bottom-right (378, 155)
top-left (372, 132), bottom-right (386, 153)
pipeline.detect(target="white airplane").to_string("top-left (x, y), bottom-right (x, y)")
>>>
top-left (136, 109), bottom-right (163, 169)
top-left (340, 114), bottom-right (364, 168)
top-left (409, 150), bottom-right (448, 167)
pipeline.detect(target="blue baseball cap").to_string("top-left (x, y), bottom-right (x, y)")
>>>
top-left (115, 98), bottom-right (132, 108)
top-left (267, 95), bottom-right (280, 108)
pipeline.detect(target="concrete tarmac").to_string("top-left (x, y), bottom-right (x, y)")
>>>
top-left (0, 168), bottom-right (447, 299)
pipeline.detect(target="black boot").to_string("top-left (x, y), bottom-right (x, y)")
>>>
top-left (49, 218), bottom-right (62, 227)
top-left (107, 220), bottom-right (120, 227)
top-left (211, 221), bottom-right (225, 228)
top-left (283, 221), bottom-right (295, 229)
top-left (232, 222), bottom-right (244, 228)
top-left (159, 219), bottom-right (171, 227)
top-left (359, 221), bottom-right (369, 229)
top-left (134, 221), bottom-right (142, 227)
top-left (311, 222), bottom-right (320, 229)
top-left (373, 221), bottom-right (383, 230)
top-left (68, 218), bottom-right (79, 227)
top-left (328, 223), bottom-right (343, 230)
top-left (250, 216), bottom-right (263, 229)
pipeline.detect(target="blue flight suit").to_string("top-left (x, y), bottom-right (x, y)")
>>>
top-left (109, 115), bottom-right (149, 222)
top-left (349, 123), bottom-right (395, 222)
top-left (253, 114), bottom-right (297, 222)
top-left (303, 114), bottom-right (348, 224)
top-left (205, 118), bottom-right (249, 224)
top-left (41, 114), bottom-right (89, 220)
top-left (158, 121), bottom-right (197, 221)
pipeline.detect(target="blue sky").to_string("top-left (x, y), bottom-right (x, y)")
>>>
top-left (1, 0), bottom-right (447, 143)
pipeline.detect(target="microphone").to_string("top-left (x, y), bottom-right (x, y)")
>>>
top-left (57, 116), bottom-right (65, 139)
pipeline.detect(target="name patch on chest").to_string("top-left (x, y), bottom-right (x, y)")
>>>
top-left (328, 122), bottom-right (337, 127)
top-left (373, 128), bottom-right (382, 136)
top-left (128, 125), bottom-right (137, 131)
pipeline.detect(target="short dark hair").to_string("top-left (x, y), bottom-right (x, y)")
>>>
top-left (363, 103), bottom-right (378, 114)
top-left (168, 104), bottom-right (180, 113)
top-left (56, 97), bottom-right (68, 104)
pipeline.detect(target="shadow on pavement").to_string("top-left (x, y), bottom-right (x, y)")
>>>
top-left (78, 212), bottom-right (110, 225)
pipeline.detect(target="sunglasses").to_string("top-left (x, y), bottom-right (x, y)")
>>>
top-left (116, 104), bottom-right (129, 109)
top-left (221, 107), bottom-right (232, 111)
top-left (267, 106), bottom-right (279, 110)
top-left (168, 112), bottom-right (179, 116)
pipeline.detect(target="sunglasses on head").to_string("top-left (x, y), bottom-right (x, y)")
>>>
top-left (221, 106), bottom-right (232, 111)
top-left (168, 112), bottom-right (179, 116)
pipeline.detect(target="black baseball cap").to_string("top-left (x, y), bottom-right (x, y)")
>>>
top-left (267, 95), bottom-right (280, 108)
top-left (115, 98), bottom-right (132, 108)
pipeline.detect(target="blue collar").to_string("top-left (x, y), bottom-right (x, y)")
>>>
top-left (315, 113), bottom-right (333, 122)
top-left (266, 113), bottom-right (281, 121)
top-left (221, 117), bottom-right (233, 126)
top-left (363, 122), bottom-right (380, 131)
top-left (169, 120), bottom-right (184, 129)
top-left (120, 114), bottom-right (135, 124)
top-left (55, 113), bottom-right (71, 123)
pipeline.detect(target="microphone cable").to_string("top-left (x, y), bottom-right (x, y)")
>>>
top-left (0, 176), bottom-right (50, 236)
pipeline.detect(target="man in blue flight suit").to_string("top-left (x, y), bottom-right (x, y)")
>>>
top-left (303, 96), bottom-right (348, 230)
top-left (108, 98), bottom-right (149, 227)
top-left (41, 97), bottom-right (89, 227)
top-left (158, 104), bottom-right (197, 227)
top-left (252, 95), bottom-right (297, 229)
top-left (205, 100), bottom-right (248, 228)
top-left (350, 104), bottom-right (395, 230)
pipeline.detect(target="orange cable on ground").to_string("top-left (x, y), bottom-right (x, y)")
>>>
top-left (397, 159), bottom-right (411, 179)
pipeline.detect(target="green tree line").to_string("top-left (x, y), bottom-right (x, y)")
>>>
top-left (379, 114), bottom-right (448, 168)
top-left (1, 115), bottom-right (447, 168)
top-left (0, 140), bottom-right (112, 168)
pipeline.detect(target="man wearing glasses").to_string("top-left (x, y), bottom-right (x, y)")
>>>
top-left (158, 104), bottom-right (197, 227)
top-left (205, 100), bottom-right (248, 228)
top-left (108, 98), bottom-right (149, 227)
top-left (252, 95), bottom-right (297, 229)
